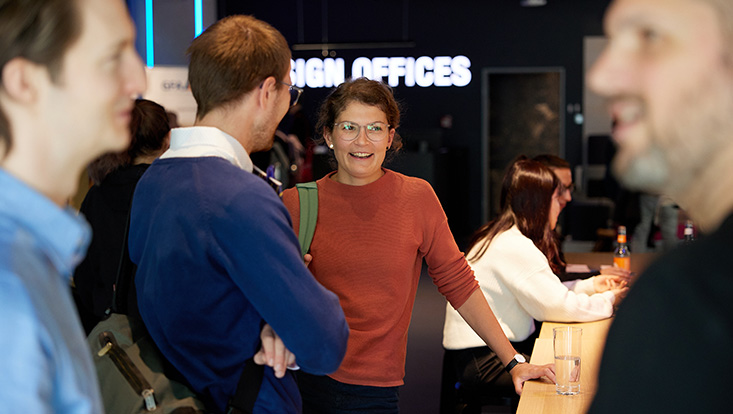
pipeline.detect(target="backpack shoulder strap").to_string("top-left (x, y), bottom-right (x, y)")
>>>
top-left (226, 358), bottom-right (264, 414)
top-left (295, 182), bottom-right (318, 257)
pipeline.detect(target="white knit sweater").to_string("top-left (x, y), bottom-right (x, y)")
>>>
top-left (443, 225), bottom-right (615, 349)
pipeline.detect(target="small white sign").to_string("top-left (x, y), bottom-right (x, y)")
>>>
top-left (144, 66), bottom-right (197, 127)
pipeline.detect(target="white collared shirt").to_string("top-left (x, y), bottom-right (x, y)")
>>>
top-left (161, 126), bottom-right (253, 172)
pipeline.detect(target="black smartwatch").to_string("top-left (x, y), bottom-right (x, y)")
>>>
top-left (505, 353), bottom-right (527, 373)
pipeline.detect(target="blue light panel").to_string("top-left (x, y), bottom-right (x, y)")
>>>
top-left (145, 0), bottom-right (154, 67)
top-left (194, 0), bottom-right (203, 37)
top-left (145, 0), bottom-right (202, 66)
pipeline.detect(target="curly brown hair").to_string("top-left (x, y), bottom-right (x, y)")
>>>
top-left (315, 78), bottom-right (404, 163)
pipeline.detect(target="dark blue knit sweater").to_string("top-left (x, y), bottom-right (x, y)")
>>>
top-left (129, 156), bottom-right (348, 413)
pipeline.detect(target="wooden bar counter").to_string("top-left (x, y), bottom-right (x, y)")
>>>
top-left (516, 319), bottom-right (611, 414)
top-left (516, 252), bottom-right (657, 414)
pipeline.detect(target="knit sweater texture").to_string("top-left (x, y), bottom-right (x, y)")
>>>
top-left (282, 169), bottom-right (478, 387)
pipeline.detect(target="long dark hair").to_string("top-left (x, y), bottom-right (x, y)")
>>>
top-left (467, 156), bottom-right (565, 275)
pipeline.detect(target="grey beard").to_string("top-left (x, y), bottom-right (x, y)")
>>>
top-left (613, 145), bottom-right (670, 195)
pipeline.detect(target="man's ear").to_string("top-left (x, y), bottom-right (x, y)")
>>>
top-left (256, 76), bottom-right (278, 109)
top-left (1, 58), bottom-right (43, 104)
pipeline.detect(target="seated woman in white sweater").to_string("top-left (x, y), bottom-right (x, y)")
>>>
top-left (441, 157), bottom-right (628, 409)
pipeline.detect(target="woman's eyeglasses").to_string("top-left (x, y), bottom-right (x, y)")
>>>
top-left (559, 183), bottom-right (576, 195)
top-left (332, 121), bottom-right (391, 142)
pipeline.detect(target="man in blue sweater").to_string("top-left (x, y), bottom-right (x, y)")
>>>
top-left (128, 15), bottom-right (349, 413)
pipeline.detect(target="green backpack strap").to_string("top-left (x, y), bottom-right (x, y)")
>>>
top-left (295, 182), bottom-right (318, 257)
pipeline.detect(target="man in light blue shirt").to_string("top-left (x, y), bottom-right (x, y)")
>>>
top-left (0, 0), bottom-right (146, 411)
top-left (0, 171), bottom-right (100, 413)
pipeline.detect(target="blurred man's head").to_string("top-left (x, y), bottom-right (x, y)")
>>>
top-left (588, 0), bottom-right (733, 212)
top-left (534, 154), bottom-right (573, 210)
top-left (0, 0), bottom-right (146, 202)
top-left (1, 0), bottom-right (81, 156)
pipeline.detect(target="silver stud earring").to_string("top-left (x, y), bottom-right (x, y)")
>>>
top-left (329, 143), bottom-right (334, 149)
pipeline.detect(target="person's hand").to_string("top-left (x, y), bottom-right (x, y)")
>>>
top-left (593, 275), bottom-right (629, 293)
top-left (253, 324), bottom-right (297, 378)
top-left (609, 285), bottom-right (629, 306)
top-left (600, 265), bottom-right (632, 281)
top-left (510, 363), bottom-right (556, 395)
top-left (303, 253), bottom-right (313, 268)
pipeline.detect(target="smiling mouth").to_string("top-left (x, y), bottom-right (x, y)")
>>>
top-left (609, 99), bottom-right (644, 137)
top-left (349, 152), bottom-right (373, 159)
top-left (615, 106), bottom-right (641, 126)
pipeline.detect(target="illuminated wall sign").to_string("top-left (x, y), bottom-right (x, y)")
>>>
top-left (290, 55), bottom-right (472, 89)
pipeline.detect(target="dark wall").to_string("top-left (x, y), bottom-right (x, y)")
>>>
top-left (218, 0), bottom-right (612, 242)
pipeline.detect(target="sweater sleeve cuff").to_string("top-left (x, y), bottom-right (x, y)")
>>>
top-left (601, 290), bottom-right (615, 302)
top-left (572, 277), bottom-right (596, 295)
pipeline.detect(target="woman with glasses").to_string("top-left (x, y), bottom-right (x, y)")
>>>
top-left (281, 78), bottom-right (554, 413)
top-left (441, 157), bottom-right (629, 412)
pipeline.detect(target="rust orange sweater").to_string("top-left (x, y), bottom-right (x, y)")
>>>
top-left (282, 169), bottom-right (478, 387)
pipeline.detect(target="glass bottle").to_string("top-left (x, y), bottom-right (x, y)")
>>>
top-left (613, 225), bottom-right (631, 271)
top-left (683, 220), bottom-right (695, 244)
